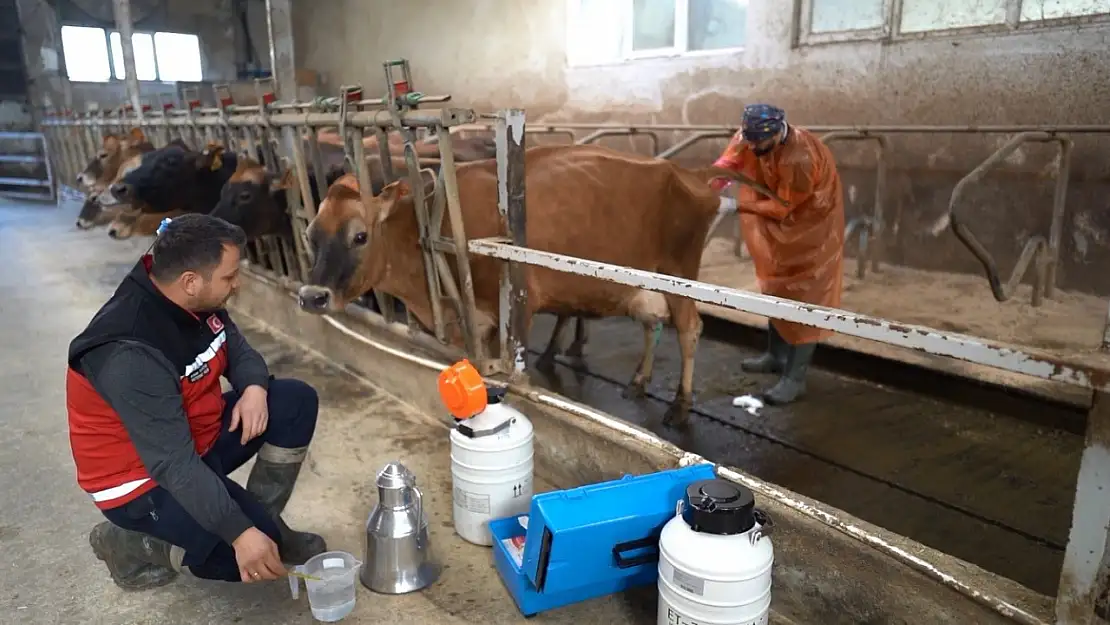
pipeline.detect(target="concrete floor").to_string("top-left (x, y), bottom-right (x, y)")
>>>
top-left (0, 199), bottom-right (669, 624)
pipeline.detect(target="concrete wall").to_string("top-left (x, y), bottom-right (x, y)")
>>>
top-left (293, 0), bottom-right (1110, 296)
top-left (16, 0), bottom-right (271, 114)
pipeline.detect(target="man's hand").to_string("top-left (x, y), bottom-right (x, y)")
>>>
top-left (232, 527), bottom-right (285, 583)
top-left (230, 385), bottom-right (268, 445)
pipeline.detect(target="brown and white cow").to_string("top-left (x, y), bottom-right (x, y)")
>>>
top-left (76, 133), bottom-right (156, 230)
top-left (295, 143), bottom-right (782, 425)
top-left (75, 128), bottom-right (150, 193)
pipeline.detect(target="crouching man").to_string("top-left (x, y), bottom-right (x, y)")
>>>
top-left (66, 213), bottom-right (327, 588)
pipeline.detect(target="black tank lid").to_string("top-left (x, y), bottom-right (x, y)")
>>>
top-left (681, 479), bottom-right (756, 535)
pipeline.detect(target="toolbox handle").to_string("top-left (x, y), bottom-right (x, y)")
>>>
top-left (612, 536), bottom-right (659, 569)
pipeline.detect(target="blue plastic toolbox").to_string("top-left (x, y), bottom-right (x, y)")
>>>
top-left (489, 463), bottom-right (717, 616)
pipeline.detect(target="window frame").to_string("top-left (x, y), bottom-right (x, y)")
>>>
top-left (566, 0), bottom-right (748, 67)
top-left (795, 0), bottom-right (1110, 46)
top-left (59, 23), bottom-right (202, 84)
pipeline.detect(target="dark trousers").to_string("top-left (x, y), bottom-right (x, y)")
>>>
top-left (102, 378), bottom-right (319, 582)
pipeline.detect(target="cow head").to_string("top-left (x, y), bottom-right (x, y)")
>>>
top-left (107, 207), bottom-right (186, 240)
top-left (297, 172), bottom-right (433, 313)
top-left (78, 137), bottom-right (156, 229)
top-left (95, 148), bottom-right (152, 211)
top-left (75, 195), bottom-right (114, 230)
top-left (76, 128), bottom-right (147, 192)
top-left (210, 157), bottom-right (295, 239)
top-left (108, 138), bottom-right (216, 212)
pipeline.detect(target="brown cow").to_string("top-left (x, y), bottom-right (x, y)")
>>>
top-left (76, 136), bottom-right (156, 230)
top-left (295, 143), bottom-right (781, 425)
top-left (75, 128), bottom-right (148, 192)
top-left (107, 207), bottom-right (188, 240)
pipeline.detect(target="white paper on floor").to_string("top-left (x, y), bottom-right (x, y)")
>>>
top-left (732, 394), bottom-right (764, 416)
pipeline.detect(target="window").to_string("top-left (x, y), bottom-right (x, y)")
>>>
top-left (60, 26), bottom-right (112, 83)
top-left (900, 0), bottom-right (1008, 33)
top-left (153, 33), bottom-right (203, 82)
top-left (109, 32), bottom-right (157, 81)
top-left (1020, 0), bottom-right (1109, 21)
top-left (566, 0), bottom-right (747, 66)
top-left (809, 0), bottom-right (886, 33)
top-left (60, 25), bottom-right (202, 83)
top-left (799, 0), bottom-right (1109, 43)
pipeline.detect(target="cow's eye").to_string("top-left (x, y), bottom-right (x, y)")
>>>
top-left (352, 231), bottom-right (368, 246)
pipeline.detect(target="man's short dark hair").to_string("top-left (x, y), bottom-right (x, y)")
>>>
top-left (150, 213), bottom-right (247, 282)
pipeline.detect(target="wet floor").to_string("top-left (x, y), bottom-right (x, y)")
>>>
top-left (523, 312), bottom-right (1082, 597)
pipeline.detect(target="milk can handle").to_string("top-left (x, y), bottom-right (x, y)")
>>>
top-left (412, 485), bottom-right (425, 546)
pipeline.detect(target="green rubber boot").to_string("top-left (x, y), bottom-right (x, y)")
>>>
top-left (742, 323), bottom-right (788, 374)
top-left (245, 443), bottom-right (328, 565)
top-left (761, 342), bottom-right (818, 406)
top-left (88, 521), bottom-right (181, 591)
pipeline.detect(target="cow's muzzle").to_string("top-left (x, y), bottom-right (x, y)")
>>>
top-left (297, 284), bottom-right (333, 314)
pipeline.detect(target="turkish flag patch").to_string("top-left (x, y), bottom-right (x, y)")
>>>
top-left (207, 315), bottom-right (225, 334)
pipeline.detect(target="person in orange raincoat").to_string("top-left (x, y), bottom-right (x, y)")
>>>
top-left (710, 104), bottom-right (845, 405)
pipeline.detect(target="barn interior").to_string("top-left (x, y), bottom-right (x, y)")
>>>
top-left (2, 1), bottom-right (1109, 624)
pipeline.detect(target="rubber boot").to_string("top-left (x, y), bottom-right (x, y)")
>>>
top-left (741, 323), bottom-right (788, 374)
top-left (89, 521), bottom-right (182, 591)
top-left (245, 443), bottom-right (328, 565)
top-left (761, 342), bottom-right (817, 406)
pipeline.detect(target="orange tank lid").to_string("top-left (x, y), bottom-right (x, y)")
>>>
top-left (437, 359), bottom-right (487, 419)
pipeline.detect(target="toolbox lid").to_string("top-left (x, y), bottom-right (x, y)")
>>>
top-left (520, 463), bottom-right (717, 594)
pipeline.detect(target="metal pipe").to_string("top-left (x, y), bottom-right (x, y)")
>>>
top-left (576, 128), bottom-right (659, 154)
top-left (111, 0), bottom-right (142, 121)
top-left (263, 0), bottom-right (297, 101)
top-left (820, 132), bottom-right (889, 277)
top-left (933, 132), bottom-right (1064, 306)
top-left (435, 128), bottom-right (485, 363)
top-left (467, 238), bottom-right (1110, 393)
top-left (844, 216), bottom-right (874, 280)
top-left (654, 130), bottom-right (735, 160)
top-left (495, 110), bottom-right (529, 378)
top-left (1045, 138), bottom-right (1073, 299)
top-left (1055, 394), bottom-right (1110, 625)
top-left (41, 108), bottom-right (478, 129)
top-left (281, 125), bottom-right (316, 280)
top-left (529, 129), bottom-right (576, 143)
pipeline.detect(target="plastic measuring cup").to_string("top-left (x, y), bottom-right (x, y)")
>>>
top-left (289, 551), bottom-right (364, 622)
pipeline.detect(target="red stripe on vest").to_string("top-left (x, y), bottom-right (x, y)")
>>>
top-left (67, 336), bottom-right (229, 510)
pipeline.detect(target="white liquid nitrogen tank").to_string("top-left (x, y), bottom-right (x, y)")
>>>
top-left (657, 478), bottom-right (774, 625)
top-left (438, 359), bottom-right (535, 546)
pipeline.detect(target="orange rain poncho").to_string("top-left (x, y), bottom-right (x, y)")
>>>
top-left (712, 127), bottom-right (845, 345)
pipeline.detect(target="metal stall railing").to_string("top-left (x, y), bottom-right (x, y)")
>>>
top-left (464, 110), bottom-right (1110, 625)
top-left (40, 65), bottom-right (491, 371)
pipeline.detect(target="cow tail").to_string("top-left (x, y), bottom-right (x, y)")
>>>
top-left (698, 166), bottom-right (789, 207)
